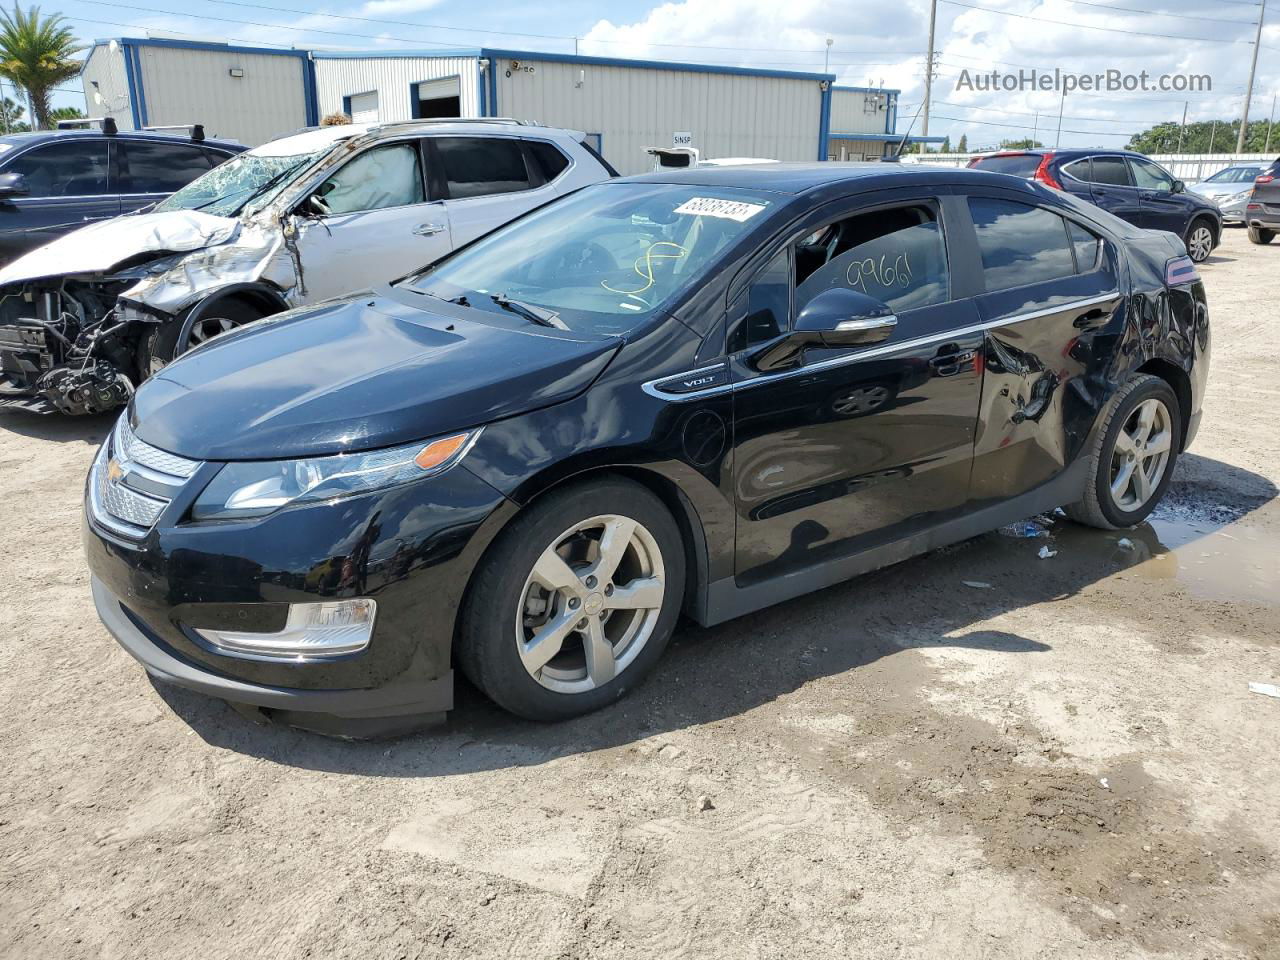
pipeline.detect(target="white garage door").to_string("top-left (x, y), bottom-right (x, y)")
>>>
top-left (349, 91), bottom-right (379, 123)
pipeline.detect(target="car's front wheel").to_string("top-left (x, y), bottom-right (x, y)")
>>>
top-left (1066, 374), bottom-right (1182, 529)
top-left (138, 298), bottom-right (262, 380)
top-left (1185, 218), bottom-right (1216, 263)
top-left (457, 478), bottom-right (686, 720)
top-left (1248, 225), bottom-right (1276, 245)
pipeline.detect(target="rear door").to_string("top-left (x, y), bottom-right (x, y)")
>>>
top-left (1085, 155), bottom-right (1143, 226)
top-left (291, 139), bottom-right (451, 302)
top-left (1129, 156), bottom-right (1188, 234)
top-left (0, 139), bottom-right (118, 262)
top-left (728, 190), bottom-right (985, 584)
top-left (117, 139), bottom-right (216, 214)
top-left (962, 192), bottom-right (1124, 504)
top-left (428, 136), bottom-right (562, 247)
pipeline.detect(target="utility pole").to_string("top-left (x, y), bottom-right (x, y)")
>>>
top-left (824, 38), bottom-right (832, 75)
top-left (1033, 111), bottom-right (1039, 146)
top-left (1267, 94), bottom-right (1277, 155)
top-left (1208, 119), bottom-right (1217, 154)
top-left (1177, 101), bottom-right (1188, 152)
top-left (1237, 0), bottom-right (1267, 153)
top-left (922, 0), bottom-right (938, 136)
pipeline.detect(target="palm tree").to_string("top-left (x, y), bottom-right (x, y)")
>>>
top-left (0, 5), bottom-right (81, 130)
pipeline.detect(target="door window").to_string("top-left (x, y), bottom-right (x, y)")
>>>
top-left (312, 143), bottom-right (424, 215)
top-left (5, 140), bottom-right (110, 196)
top-left (1089, 157), bottom-right (1133, 186)
top-left (968, 198), bottom-right (1076, 291)
top-left (526, 140), bottom-right (570, 182)
top-left (120, 141), bottom-right (213, 194)
top-left (1129, 158), bottom-right (1174, 192)
top-left (730, 248), bottom-right (791, 352)
top-left (434, 137), bottom-right (532, 199)
top-left (1062, 158), bottom-right (1091, 182)
top-left (795, 204), bottom-right (949, 314)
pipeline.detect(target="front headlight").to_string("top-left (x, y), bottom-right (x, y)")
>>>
top-left (1228, 189), bottom-right (1254, 204)
top-left (191, 428), bottom-right (482, 521)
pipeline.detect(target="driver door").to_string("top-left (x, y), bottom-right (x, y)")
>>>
top-left (290, 140), bottom-right (452, 303)
top-left (729, 193), bottom-right (984, 585)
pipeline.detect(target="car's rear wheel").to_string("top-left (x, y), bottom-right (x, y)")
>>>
top-left (1065, 374), bottom-right (1182, 529)
top-left (1185, 218), bottom-right (1216, 262)
top-left (1249, 225), bottom-right (1276, 245)
top-left (457, 478), bottom-right (686, 720)
top-left (138, 298), bottom-right (262, 380)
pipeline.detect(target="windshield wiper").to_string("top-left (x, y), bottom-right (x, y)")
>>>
top-left (490, 293), bottom-right (565, 330)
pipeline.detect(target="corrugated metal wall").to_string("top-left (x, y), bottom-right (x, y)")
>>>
top-left (80, 45), bottom-right (134, 131)
top-left (314, 57), bottom-right (481, 123)
top-left (134, 46), bottom-right (309, 146)
top-left (493, 59), bottom-right (824, 176)
top-left (829, 89), bottom-right (891, 136)
top-left (828, 138), bottom-right (891, 161)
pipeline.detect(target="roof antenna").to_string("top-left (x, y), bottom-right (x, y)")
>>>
top-left (192, 123), bottom-right (205, 142)
top-left (102, 116), bottom-right (117, 136)
top-left (891, 100), bottom-right (926, 160)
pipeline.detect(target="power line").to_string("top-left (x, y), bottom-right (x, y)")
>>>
top-left (939, 0), bottom-right (1259, 44)
top-left (930, 113), bottom-right (1132, 136)
top-left (1058, 0), bottom-right (1257, 25)
top-left (933, 98), bottom-right (1173, 124)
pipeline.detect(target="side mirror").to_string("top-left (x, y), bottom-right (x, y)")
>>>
top-left (755, 287), bottom-right (897, 371)
top-left (0, 172), bottom-right (30, 198)
top-left (1172, 180), bottom-right (1186, 194)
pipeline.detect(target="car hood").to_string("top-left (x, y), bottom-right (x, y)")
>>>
top-left (130, 292), bottom-right (622, 461)
top-left (0, 210), bottom-right (241, 285)
top-left (1188, 183), bottom-right (1240, 198)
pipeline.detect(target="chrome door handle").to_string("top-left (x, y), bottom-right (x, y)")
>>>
top-left (413, 222), bottom-right (445, 237)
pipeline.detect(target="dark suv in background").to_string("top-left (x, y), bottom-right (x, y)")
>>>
top-left (969, 149), bottom-right (1222, 263)
top-left (0, 128), bottom-right (244, 264)
top-left (1246, 156), bottom-right (1280, 245)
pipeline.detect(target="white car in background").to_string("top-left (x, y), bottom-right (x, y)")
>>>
top-left (0, 119), bottom-right (616, 414)
top-left (1187, 163), bottom-right (1267, 225)
top-left (646, 147), bottom-right (779, 170)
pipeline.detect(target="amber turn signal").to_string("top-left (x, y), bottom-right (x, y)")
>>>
top-left (414, 433), bottom-right (472, 471)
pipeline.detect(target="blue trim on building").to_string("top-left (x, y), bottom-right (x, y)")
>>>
top-left (480, 47), bottom-right (835, 83)
top-left (341, 94), bottom-right (352, 116)
top-left (117, 40), bottom-right (143, 129)
top-left (487, 59), bottom-right (497, 118)
top-left (818, 84), bottom-right (832, 160)
top-left (832, 84), bottom-right (902, 96)
top-left (885, 93), bottom-right (896, 135)
top-left (312, 47), bottom-right (482, 60)
top-left (477, 61), bottom-right (486, 116)
top-left (106, 36), bottom-right (314, 60)
top-left (301, 56), bottom-right (319, 125)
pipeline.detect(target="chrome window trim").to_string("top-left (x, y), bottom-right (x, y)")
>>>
top-left (642, 292), bottom-right (1120, 402)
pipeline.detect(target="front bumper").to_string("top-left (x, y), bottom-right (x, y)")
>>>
top-left (92, 575), bottom-right (452, 732)
top-left (84, 440), bottom-right (512, 735)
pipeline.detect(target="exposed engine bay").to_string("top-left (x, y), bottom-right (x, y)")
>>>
top-left (0, 210), bottom-right (299, 415)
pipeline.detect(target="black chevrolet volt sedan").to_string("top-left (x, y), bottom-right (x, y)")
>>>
top-left (84, 163), bottom-right (1210, 735)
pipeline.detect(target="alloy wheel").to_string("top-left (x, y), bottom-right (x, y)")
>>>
top-left (516, 515), bottom-right (666, 694)
top-left (189, 316), bottom-right (238, 346)
top-left (1109, 398), bottom-right (1173, 512)
top-left (1187, 225), bottom-right (1214, 262)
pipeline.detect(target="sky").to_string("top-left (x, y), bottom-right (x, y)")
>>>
top-left (35, 0), bottom-right (1280, 150)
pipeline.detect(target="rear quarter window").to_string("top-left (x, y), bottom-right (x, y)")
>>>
top-left (971, 155), bottom-right (1041, 178)
top-left (969, 197), bottom-right (1076, 292)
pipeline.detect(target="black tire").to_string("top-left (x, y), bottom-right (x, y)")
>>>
top-left (137, 297), bottom-right (263, 381)
top-left (1249, 225), bottom-right (1276, 245)
top-left (1184, 217), bottom-right (1217, 263)
top-left (457, 478), bottom-right (687, 721)
top-left (1065, 374), bottom-right (1182, 530)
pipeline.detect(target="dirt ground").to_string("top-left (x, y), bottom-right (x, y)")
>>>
top-left (1, 227), bottom-right (1278, 960)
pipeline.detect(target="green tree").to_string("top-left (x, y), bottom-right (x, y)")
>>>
top-left (0, 94), bottom-right (27, 132)
top-left (1126, 118), bottom-right (1276, 154)
top-left (940, 135), bottom-right (953, 152)
top-left (957, 134), bottom-right (968, 153)
top-left (0, 5), bottom-right (81, 130)
top-left (49, 103), bottom-right (82, 123)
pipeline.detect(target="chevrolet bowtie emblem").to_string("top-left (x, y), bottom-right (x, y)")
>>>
top-left (106, 458), bottom-right (125, 484)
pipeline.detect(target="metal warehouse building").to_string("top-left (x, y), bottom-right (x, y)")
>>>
top-left (80, 38), bottom-right (932, 164)
top-left (312, 48), bottom-right (837, 176)
top-left (79, 37), bottom-right (317, 145)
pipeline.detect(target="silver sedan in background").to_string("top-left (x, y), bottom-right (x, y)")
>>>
top-left (1189, 164), bottom-right (1266, 224)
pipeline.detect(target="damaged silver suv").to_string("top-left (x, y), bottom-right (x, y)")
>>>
top-left (0, 119), bottom-right (616, 414)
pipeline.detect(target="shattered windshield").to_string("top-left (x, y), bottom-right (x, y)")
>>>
top-left (409, 182), bottom-right (778, 335)
top-left (155, 150), bottom-right (324, 217)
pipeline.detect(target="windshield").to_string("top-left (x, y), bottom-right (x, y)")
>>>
top-left (1204, 166), bottom-right (1261, 184)
top-left (155, 149), bottom-right (324, 217)
top-left (408, 182), bottom-right (778, 334)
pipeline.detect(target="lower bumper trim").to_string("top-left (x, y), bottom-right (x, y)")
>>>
top-left (93, 576), bottom-right (452, 721)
